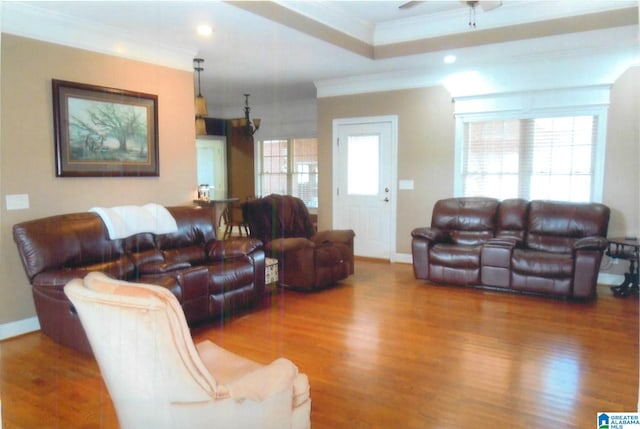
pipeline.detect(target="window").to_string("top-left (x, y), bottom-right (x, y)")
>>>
top-left (454, 87), bottom-right (609, 202)
top-left (462, 115), bottom-right (598, 201)
top-left (258, 138), bottom-right (318, 209)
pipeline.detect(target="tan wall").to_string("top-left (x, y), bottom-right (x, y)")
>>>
top-left (603, 65), bottom-right (640, 238)
top-left (0, 35), bottom-right (196, 325)
top-left (317, 66), bottom-right (640, 256)
top-left (317, 86), bottom-right (455, 254)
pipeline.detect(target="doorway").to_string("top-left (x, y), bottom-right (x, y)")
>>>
top-left (333, 116), bottom-right (398, 260)
top-left (196, 137), bottom-right (227, 200)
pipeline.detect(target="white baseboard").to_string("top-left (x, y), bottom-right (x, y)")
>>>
top-left (597, 273), bottom-right (625, 286)
top-left (392, 253), bottom-right (413, 264)
top-left (0, 316), bottom-right (40, 341)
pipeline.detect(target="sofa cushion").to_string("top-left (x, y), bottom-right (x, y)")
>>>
top-left (496, 198), bottom-right (529, 241)
top-left (525, 200), bottom-right (610, 253)
top-left (431, 197), bottom-right (499, 245)
top-left (13, 212), bottom-right (126, 280)
top-left (125, 233), bottom-right (161, 267)
top-left (159, 206), bottom-right (216, 248)
top-left (207, 260), bottom-right (256, 295)
top-left (162, 246), bottom-right (207, 265)
top-left (430, 244), bottom-right (482, 268)
top-left (511, 273), bottom-right (572, 296)
top-left (511, 249), bottom-right (574, 277)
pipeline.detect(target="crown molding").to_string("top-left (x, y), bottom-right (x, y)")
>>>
top-left (2, 2), bottom-right (196, 71)
top-left (315, 34), bottom-right (639, 99)
top-left (315, 68), bottom-right (441, 99)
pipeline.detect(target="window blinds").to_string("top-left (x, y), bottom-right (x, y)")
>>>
top-left (463, 115), bottom-right (597, 202)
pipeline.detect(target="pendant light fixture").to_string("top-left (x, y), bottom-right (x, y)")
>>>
top-left (194, 58), bottom-right (208, 136)
top-left (232, 93), bottom-right (260, 136)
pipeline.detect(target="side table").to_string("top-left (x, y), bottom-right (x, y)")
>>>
top-left (265, 257), bottom-right (279, 290)
top-left (192, 198), bottom-right (239, 232)
top-left (606, 237), bottom-right (639, 298)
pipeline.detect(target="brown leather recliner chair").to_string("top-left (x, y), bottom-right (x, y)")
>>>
top-left (243, 194), bottom-right (355, 291)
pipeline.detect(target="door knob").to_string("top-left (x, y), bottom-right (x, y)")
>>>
top-left (383, 197), bottom-right (389, 202)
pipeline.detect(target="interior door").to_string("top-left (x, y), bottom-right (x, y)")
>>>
top-left (333, 117), bottom-right (396, 260)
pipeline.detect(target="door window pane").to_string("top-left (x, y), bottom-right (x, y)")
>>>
top-left (347, 135), bottom-right (379, 195)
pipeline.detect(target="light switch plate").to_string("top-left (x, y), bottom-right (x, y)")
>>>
top-left (6, 194), bottom-right (30, 210)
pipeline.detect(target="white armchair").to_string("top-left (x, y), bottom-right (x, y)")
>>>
top-left (64, 272), bottom-right (311, 429)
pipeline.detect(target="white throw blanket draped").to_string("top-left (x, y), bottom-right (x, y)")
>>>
top-left (89, 203), bottom-right (178, 240)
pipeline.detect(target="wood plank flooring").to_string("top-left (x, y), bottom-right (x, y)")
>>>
top-left (1, 260), bottom-right (638, 428)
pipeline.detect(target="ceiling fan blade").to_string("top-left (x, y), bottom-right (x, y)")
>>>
top-left (399, 1), bottom-right (422, 10)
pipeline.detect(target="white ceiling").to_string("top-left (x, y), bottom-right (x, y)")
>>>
top-left (3, 1), bottom-right (639, 115)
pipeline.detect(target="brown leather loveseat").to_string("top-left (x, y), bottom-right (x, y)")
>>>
top-left (243, 194), bottom-right (355, 291)
top-left (411, 197), bottom-right (610, 299)
top-left (13, 205), bottom-right (265, 354)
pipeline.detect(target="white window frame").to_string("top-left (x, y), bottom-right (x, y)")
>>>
top-left (256, 138), bottom-right (318, 210)
top-left (453, 86), bottom-right (610, 202)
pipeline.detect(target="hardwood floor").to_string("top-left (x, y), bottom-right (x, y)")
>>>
top-left (1, 260), bottom-right (638, 428)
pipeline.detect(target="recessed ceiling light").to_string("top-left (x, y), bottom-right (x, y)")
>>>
top-left (444, 55), bottom-right (457, 64)
top-left (197, 25), bottom-right (213, 37)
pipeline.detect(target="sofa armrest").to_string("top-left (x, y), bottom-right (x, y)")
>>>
top-left (206, 238), bottom-right (263, 261)
top-left (266, 237), bottom-right (315, 253)
top-left (221, 357), bottom-right (298, 402)
top-left (574, 236), bottom-right (609, 251)
top-left (33, 270), bottom-right (93, 289)
top-left (138, 261), bottom-right (191, 274)
top-left (312, 229), bottom-right (354, 245)
top-left (33, 257), bottom-right (134, 289)
top-left (411, 227), bottom-right (449, 243)
top-left (196, 340), bottom-right (297, 402)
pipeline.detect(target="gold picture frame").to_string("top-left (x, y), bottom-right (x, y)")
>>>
top-left (52, 79), bottom-right (159, 177)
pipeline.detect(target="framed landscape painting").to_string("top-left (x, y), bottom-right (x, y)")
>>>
top-left (52, 79), bottom-right (159, 177)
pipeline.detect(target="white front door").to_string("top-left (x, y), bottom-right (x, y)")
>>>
top-left (333, 116), bottom-right (397, 260)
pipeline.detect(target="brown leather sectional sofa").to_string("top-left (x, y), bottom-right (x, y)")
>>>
top-left (13, 206), bottom-right (265, 354)
top-left (411, 197), bottom-right (610, 299)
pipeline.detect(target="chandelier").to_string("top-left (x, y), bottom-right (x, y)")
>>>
top-left (233, 94), bottom-right (260, 136)
top-left (193, 58), bottom-right (208, 136)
